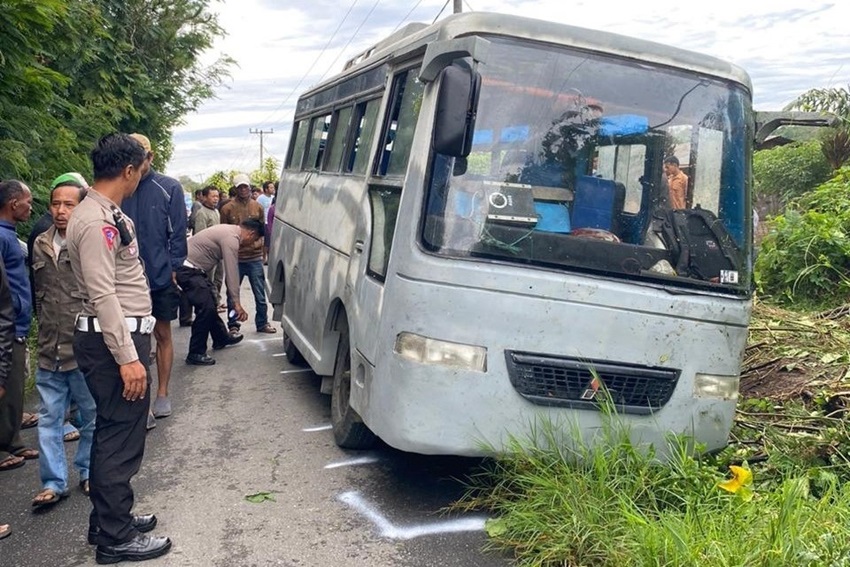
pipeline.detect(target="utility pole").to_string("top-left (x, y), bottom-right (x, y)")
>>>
top-left (249, 128), bottom-right (274, 171)
top-left (453, 0), bottom-right (462, 13)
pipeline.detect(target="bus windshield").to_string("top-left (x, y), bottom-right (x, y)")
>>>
top-left (422, 36), bottom-right (752, 293)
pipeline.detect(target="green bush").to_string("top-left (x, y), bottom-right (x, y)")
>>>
top-left (756, 167), bottom-right (850, 309)
top-left (460, 415), bottom-right (850, 567)
top-left (754, 141), bottom-right (833, 204)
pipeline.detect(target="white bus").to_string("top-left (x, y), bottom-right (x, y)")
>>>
top-left (267, 12), bottom-right (818, 456)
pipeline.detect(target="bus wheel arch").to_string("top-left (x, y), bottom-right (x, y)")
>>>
top-left (330, 310), bottom-right (377, 449)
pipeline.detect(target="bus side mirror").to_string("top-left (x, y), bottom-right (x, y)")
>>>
top-left (433, 65), bottom-right (481, 158)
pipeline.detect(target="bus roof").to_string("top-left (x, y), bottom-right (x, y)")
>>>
top-left (303, 12), bottom-right (752, 98)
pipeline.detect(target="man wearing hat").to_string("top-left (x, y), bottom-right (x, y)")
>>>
top-left (120, 134), bottom-right (188, 421)
top-left (220, 173), bottom-right (276, 334)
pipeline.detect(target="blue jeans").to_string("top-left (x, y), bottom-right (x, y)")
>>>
top-left (228, 260), bottom-right (268, 330)
top-left (36, 368), bottom-right (96, 493)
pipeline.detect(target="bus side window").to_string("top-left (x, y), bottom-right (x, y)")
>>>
top-left (286, 119), bottom-right (309, 171)
top-left (324, 106), bottom-right (354, 172)
top-left (376, 68), bottom-right (424, 177)
top-left (347, 99), bottom-right (380, 175)
top-left (305, 114), bottom-right (331, 171)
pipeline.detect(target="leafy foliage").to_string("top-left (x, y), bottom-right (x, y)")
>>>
top-left (755, 167), bottom-right (850, 309)
top-left (0, 0), bottom-right (231, 238)
top-left (753, 141), bottom-right (832, 203)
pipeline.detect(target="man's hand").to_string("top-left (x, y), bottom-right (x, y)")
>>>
top-left (0, 386), bottom-right (5, 399)
top-left (119, 360), bottom-right (148, 401)
top-left (233, 303), bottom-right (249, 322)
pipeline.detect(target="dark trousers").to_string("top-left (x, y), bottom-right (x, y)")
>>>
top-left (176, 266), bottom-right (229, 355)
top-left (0, 340), bottom-right (27, 459)
top-left (74, 330), bottom-right (151, 546)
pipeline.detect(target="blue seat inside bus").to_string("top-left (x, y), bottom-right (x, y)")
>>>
top-left (571, 175), bottom-right (626, 234)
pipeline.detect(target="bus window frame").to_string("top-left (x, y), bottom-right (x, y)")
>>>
top-left (373, 63), bottom-right (425, 179)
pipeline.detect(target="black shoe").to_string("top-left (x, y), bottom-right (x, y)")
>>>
top-left (88, 515), bottom-right (158, 545)
top-left (185, 353), bottom-right (216, 366)
top-left (95, 533), bottom-right (171, 564)
top-left (212, 333), bottom-right (244, 350)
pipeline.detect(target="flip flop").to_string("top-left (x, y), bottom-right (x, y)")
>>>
top-left (32, 488), bottom-right (68, 509)
top-left (0, 524), bottom-right (10, 539)
top-left (13, 448), bottom-right (39, 460)
top-left (21, 412), bottom-right (38, 429)
top-left (63, 430), bottom-right (81, 443)
top-left (0, 455), bottom-right (24, 472)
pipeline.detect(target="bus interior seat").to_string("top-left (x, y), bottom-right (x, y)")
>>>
top-left (571, 175), bottom-right (626, 234)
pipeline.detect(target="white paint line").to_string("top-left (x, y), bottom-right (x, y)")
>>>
top-left (272, 352), bottom-right (286, 357)
top-left (302, 424), bottom-right (333, 432)
top-left (324, 456), bottom-right (380, 469)
top-left (338, 491), bottom-right (487, 540)
top-left (280, 369), bottom-right (312, 375)
top-left (247, 337), bottom-right (281, 343)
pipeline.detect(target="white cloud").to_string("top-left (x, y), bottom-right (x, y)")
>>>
top-left (166, 0), bottom-right (849, 178)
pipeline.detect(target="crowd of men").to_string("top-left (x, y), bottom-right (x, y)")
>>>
top-left (0, 132), bottom-right (277, 564)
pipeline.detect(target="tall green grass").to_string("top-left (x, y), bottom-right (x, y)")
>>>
top-left (459, 416), bottom-right (850, 566)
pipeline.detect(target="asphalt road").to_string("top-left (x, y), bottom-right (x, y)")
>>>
top-left (0, 282), bottom-right (512, 567)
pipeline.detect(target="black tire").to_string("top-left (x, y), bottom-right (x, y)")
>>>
top-left (331, 319), bottom-right (376, 449)
top-left (283, 331), bottom-right (305, 365)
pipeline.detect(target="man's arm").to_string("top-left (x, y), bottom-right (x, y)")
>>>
top-left (167, 182), bottom-right (188, 270)
top-left (221, 234), bottom-right (242, 306)
top-left (0, 256), bottom-right (14, 393)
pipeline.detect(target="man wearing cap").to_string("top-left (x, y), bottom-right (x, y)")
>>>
top-left (220, 173), bottom-right (276, 334)
top-left (30, 176), bottom-right (97, 509)
top-left (68, 133), bottom-right (171, 564)
top-left (0, 179), bottom-right (39, 471)
top-left (120, 133), bottom-right (188, 420)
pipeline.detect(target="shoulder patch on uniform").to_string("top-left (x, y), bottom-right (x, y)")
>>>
top-left (102, 226), bottom-right (119, 250)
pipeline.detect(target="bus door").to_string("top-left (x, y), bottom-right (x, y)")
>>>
top-left (347, 65), bottom-right (424, 366)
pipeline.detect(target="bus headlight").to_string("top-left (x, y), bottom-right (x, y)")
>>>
top-left (394, 332), bottom-right (487, 372)
top-left (693, 373), bottom-right (739, 400)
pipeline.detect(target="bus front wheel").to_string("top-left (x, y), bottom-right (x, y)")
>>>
top-left (331, 322), bottom-right (376, 450)
top-left (283, 331), bottom-right (305, 365)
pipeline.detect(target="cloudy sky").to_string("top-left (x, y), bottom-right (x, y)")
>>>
top-left (165, 0), bottom-right (849, 180)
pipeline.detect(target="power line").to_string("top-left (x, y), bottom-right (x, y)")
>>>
top-left (318, 0), bottom-right (382, 83)
top-left (391, 0), bottom-right (426, 33)
top-left (249, 128), bottom-right (274, 171)
top-left (433, 0), bottom-right (450, 24)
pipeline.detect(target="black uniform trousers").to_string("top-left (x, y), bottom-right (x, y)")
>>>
top-left (73, 330), bottom-right (151, 546)
top-left (176, 266), bottom-right (230, 355)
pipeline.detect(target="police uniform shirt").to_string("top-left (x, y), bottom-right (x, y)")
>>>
top-left (185, 224), bottom-right (241, 305)
top-left (66, 190), bottom-right (151, 365)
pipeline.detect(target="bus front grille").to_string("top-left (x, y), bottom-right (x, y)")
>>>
top-left (505, 352), bottom-right (680, 415)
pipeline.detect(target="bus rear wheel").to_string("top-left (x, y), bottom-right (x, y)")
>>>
top-left (283, 331), bottom-right (305, 365)
top-left (331, 322), bottom-right (376, 450)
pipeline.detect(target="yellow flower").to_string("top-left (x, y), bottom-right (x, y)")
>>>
top-left (718, 465), bottom-right (754, 501)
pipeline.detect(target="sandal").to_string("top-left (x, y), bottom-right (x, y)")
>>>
top-left (0, 524), bottom-right (10, 539)
top-left (13, 447), bottom-right (39, 460)
top-left (0, 455), bottom-right (24, 472)
top-left (64, 430), bottom-right (81, 443)
top-left (257, 324), bottom-right (277, 334)
top-left (80, 479), bottom-right (90, 496)
top-left (21, 412), bottom-right (38, 429)
top-left (32, 488), bottom-right (67, 509)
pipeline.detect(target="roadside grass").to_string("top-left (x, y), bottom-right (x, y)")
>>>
top-left (457, 415), bottom-right (850, 567)
top-left (457, 300), bottom-right (850, 565)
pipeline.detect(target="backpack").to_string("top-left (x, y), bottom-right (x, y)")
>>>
top-left (659, 206), bottom-right (742, 283)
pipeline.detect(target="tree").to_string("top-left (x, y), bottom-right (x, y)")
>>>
top-left (786, 85), bottom-right (850, 171)
top-left (250, 158), bottom-right (281, 186)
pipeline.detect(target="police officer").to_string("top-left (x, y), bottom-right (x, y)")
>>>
top-left (67, 133), bottom-right (172, 564)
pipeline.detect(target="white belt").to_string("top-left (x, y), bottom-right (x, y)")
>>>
top-left (75, 315), bottom-right (156, 335)
top-left (183, 260), bottom-right (200, 269)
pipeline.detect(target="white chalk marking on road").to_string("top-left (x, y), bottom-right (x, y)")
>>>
top-left (324, 456), bottom-right (380, 469)
top-left (338, 491), bottom-right (487, 540)
top-left (280, 369), bottom-right (312, 375)
top-left (272, 352), bottom-right (287, 357)
top-left (302, 424), bottom-right (333, 432)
